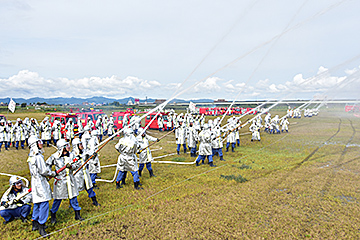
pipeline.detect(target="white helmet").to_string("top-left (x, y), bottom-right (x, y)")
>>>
top-left (124, 127), bottom-right (133, 136)
top-left (91, 130), bottom-right (99, 136)
top-left (9, 176), bottom-right (23, 187)
top-left (138, 127), bottom-right (145, 135)
top-left (72, 138), bottom-right (82, 145)
top-left (28, 135), bottom-right (40, 148)
top-left (0, 119), bottom-right (5, 124)
top-left (56, 139), bottom-right (69, 149)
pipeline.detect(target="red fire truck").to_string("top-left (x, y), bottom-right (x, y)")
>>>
top-left (144, 112), bottom-right (169, 130)
top-left (76, 110), bottom-right (106, 128)
top-left (46, 112), bottom-right (79, 139)
top-left (111, 111), bottom-right (134, 130)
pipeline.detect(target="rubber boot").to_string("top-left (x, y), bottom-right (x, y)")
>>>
top-left (149, 170), bottom-right (156, 177)
top-left (196, 162), bottom-right (200, 166)
top-left (226, 147), bottom-right (229, 152)
top-left (50, 211), bottom-right (57, 224)
top-left (134, 181), bottom-right (143, 190)
top-left (38, 223), bottom-right (48, 237)
top-left (75, 210), bottom-right (85, 221)
top-left (209, 162), bottom-right (216, 167)
top-left (177, 151), bottom-right (180, 155)
top-left (138, 170), bottom-right (142, 177)
top-left (116, 181), bottom-right (122, 189)
top-left (91, 196), bottom-right (100, 206)
top-left (20, 215), bottom-right (28, 223)
top-left (184, 148), bottom-right (186, 154)
top-left (32, 220), bottom-right (39, 231)
top-left (220, 156), bottom-right (225, 161)
top-left (231, 145), bottom-right (235, 152)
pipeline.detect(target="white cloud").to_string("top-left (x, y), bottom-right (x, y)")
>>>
top-left (0, 70), bottom-right (161, 98)
top-left (256, 79), bottom-right (269, 89)
top-left (268, 84), bottom-right (280, 93)
top-left (193, 77), bottom-right (222, 93)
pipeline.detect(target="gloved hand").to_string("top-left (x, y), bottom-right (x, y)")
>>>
top-left (13, 199), bottom-right (24, 205)
top-left (156, 138), bottom-right (160, 142)
top-left (1, 201), bottom-right (9, 208)
top-left (66, 163), bottom-right (72, 169)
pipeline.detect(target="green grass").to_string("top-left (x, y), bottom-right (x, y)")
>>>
top-left (0, 108), bottom-right (360, 239)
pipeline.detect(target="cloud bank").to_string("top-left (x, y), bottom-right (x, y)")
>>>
top-left (1, 66), bottom-right (358, 100)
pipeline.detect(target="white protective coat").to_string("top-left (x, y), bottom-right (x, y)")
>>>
top-left (137, 134), bottom-right (157, 164)
top-left (198, 129), bottom-right (213, 156)
top-left (86, 136), bottom-right (101, 174)
top-left (46, 152), bottom-right (79, 200)
top-left (27, 149), bottom-right (55, 203)
top-left (175, 125), bottom-right (187, 145)
top-left (115, 135), bottom-right (140, 172)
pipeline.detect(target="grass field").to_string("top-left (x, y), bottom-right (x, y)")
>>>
top-left (0, 108), bottom-right (359, 239)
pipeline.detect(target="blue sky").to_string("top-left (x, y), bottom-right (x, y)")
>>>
top-left (0, 0), bottom-right (359, 100)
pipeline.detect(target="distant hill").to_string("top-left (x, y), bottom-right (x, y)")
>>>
top-left (0, 97), bottom-right (214, 105)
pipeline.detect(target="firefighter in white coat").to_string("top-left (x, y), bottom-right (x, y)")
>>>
top-left (72, 138), bottom-right (100, 206)
top-left (115, 127), bottom-right (142, 190)
top-left (40, 117), bottom-right (52, 147)
top-left (175, 120), bottom-right (187, 155)
top-left (95, 116), bottom-right (104, 142)
top-left (0, 119), bottom-right (9, 151)
top-left (0, 176), bottom-right (32, 225)
top-left (107, 117), bottom-right (115, 136)
top-left (29, 118), bottom-right (40, 138)
top-left (52, 119), bottom-right (62, 146)
top-left (47, 139), bottom-right (84, 225)
top-left (187, 120), bottom-right (198, 157)
top-left (27, 135), bottom-right (56, 236)
top-left (65, 118), bottom-right (75, 141)
top-left (249, 121), bottom-right (261, 141)
top-left (211, 124), bottom-right (226, 161)
top-left (86, 130), bottom-right (101, 189)
top-left (196, 124), bottom-right (216, 167)
top-left (77, 116), bottom-right (84, 138)
top-left (225, 119), bottom-right (236, 152)
top-left (136, 127), bottom-right (158, 177)
top-left (157, 115), bottom-right (164, 132)
top-left (14, 118), bottom-right (27, 149)
top-left (281, 117), bottom-right (289, 133)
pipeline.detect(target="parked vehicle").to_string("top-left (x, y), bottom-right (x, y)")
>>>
top-left (76, 110), bottom-right (106, 128)
top-left (46, 112), bottom-right (79, 138)
top-left (145, 112), bottom-right (169, 129)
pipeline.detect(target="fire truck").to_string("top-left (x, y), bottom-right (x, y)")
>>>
top-left (110, 111), bottom-right (134, 130)
top-left (144, 112), bottom-right (169, 129)
top-left (76, 110), bottom-right (106, 128)
top-left (46, 112), bottom-right (79, 139)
